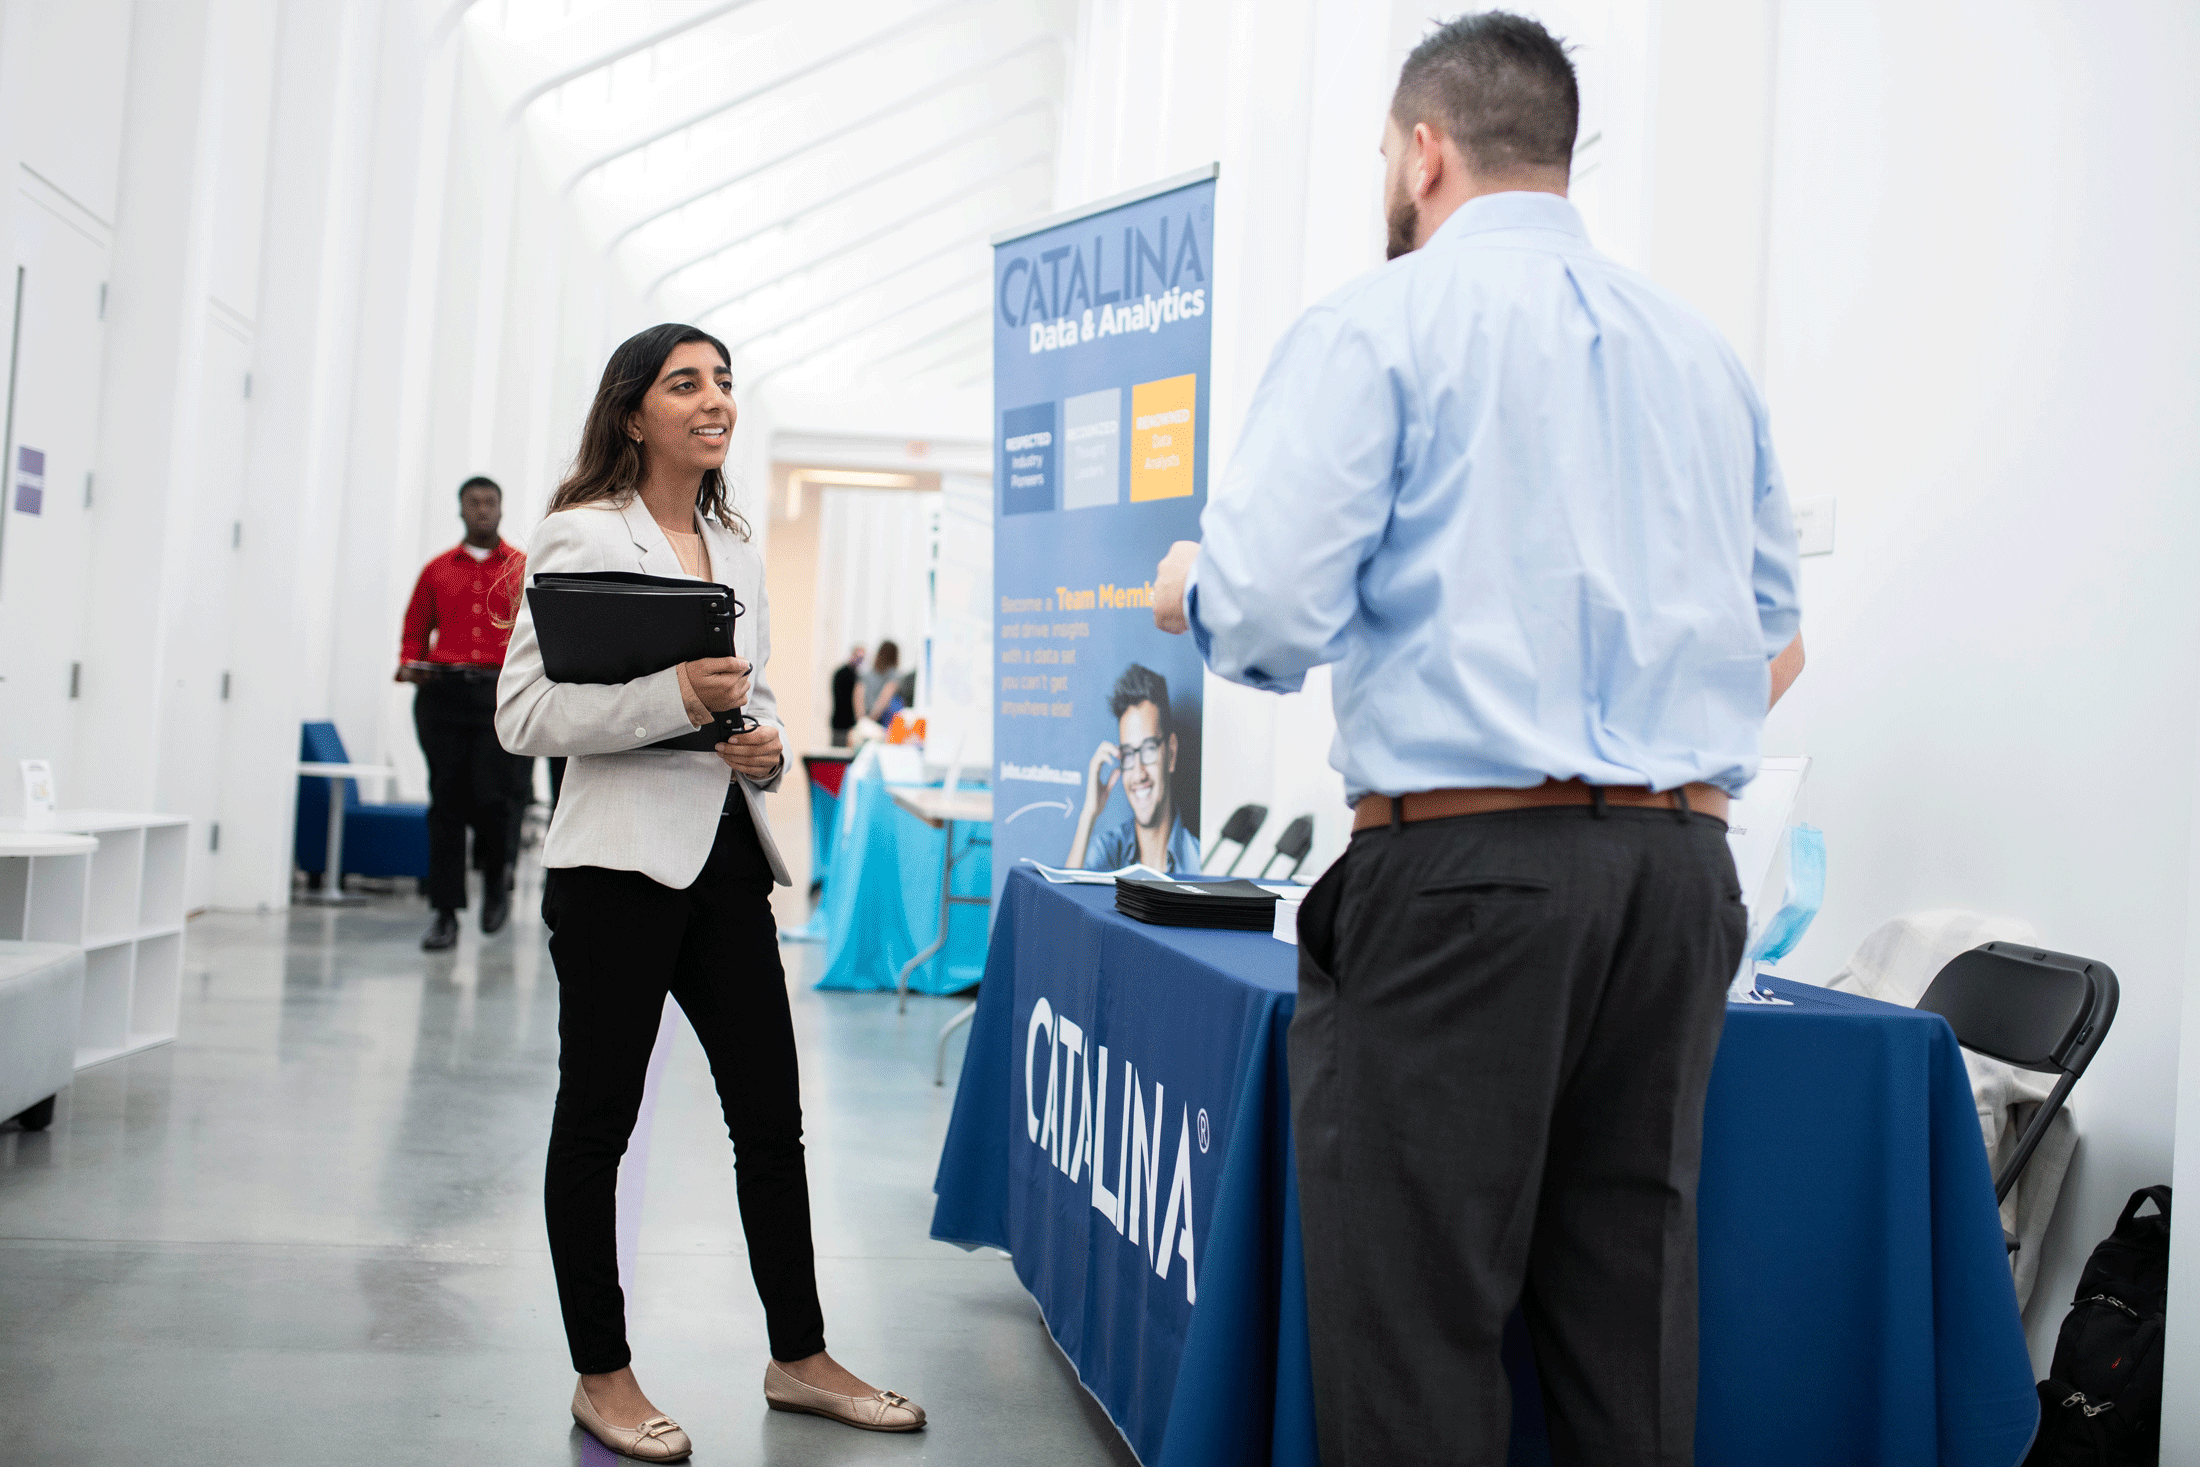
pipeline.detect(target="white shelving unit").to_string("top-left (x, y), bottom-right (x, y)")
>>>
top-left (0, 811), bottom-right (189, 1069)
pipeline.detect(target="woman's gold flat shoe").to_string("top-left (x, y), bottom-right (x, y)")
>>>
top-left (763, 1359), bottom-right (926, 1432)
top-left (571, 1378), bottom-right (693, 1461)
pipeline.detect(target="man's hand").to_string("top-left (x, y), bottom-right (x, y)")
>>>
top-left (395, 666), bottom-right (425, 684)
top-left (684, 656), bottom-right (752, 712)
top-left (1153, 541), bottom-right (1200, 634)
top-left (716, 724), bottom-right (783, 781)
top-left (1083, 739), bottom-right (1121, 816)
top-left (1064, 739), bottom-right (1121, 869)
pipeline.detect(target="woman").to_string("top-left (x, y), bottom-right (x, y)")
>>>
top-left (497, 324), bottom-right (925, 1460)
top-left (860, 640), bottom-right (901, 725)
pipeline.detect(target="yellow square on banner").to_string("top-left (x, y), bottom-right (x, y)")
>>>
top-left (1129, 374), bottom-right (1196, 502)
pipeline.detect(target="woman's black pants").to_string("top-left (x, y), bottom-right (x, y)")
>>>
top-left (541, 790), bottom-right (825, 1375)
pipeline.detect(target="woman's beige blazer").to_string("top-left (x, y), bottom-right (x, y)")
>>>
top-left (495, 497), bottom-right (790, 889)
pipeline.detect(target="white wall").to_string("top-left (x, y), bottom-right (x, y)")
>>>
top-left (0, 0), bottom-right (273, 913)
top-left (1727, 0), bottom-right (2200, 1400)
top-left (0, 0), bottom-right (132, 809)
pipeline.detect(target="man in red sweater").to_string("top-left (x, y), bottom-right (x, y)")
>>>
top-left (398, 476), bottom-right (530, 951)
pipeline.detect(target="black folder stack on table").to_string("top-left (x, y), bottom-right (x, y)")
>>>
top-left (526, 571), bottom-right (747, 752)
top-left (1114, 876), bottom-right (1280, 931)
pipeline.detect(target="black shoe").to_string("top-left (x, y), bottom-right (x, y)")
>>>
top-left (481, 886), bottom-right (510, 936)
top-left (422, 910), bottom-right (460, 951)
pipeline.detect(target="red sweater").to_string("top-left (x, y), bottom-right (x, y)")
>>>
top-left (400, 541), bottom-right (526, 667)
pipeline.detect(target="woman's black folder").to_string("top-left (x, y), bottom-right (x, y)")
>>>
top-left (526, 572), bottom-right (746, 752)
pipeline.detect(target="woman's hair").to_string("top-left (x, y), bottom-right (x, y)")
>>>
top-left (546, 322), bottom-right (749, 538)
top-left (874, 640), bottom-right (900, 672)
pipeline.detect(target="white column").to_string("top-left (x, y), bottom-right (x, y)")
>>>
top-left (76, 0), bottom-right (226, 813)
top-left (331, 3), bottom-right (452, 798)
top-left (379, 30), bottom-right (463, 804)
top-left (210, 0), bottom-right (384, 909)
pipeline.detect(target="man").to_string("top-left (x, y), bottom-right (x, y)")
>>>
top-left (1152, 14), bottom-right (1804, 1465)
top-left (398, 475), bottom-right (532, 952)
top-left (1065, 663), bottom-right (1199, 874)
top-left (829, 645), bottom-right (865, 747)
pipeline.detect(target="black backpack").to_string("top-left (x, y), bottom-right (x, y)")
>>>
top-left (2024, 1185), bottom-right (2170, 1466)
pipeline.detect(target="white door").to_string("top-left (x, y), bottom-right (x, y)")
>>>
top-left (157, 317), bottom-right (253, 909)
top-left (0, 197), bottom-right (108, 814)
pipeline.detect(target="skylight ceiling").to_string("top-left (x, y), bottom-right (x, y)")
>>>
top-left (463, 0), bottom-right (1072, 419)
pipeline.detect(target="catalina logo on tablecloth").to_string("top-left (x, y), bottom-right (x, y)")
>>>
top-left (1026, 995), bottom-right (1199, 1304)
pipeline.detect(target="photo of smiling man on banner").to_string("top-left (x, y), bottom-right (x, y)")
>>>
top-left (1065, 663), bottom-right (1199, 874)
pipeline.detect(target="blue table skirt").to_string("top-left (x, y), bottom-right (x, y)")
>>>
top-left (933, 870), bottom-right (2038, 1466)
top-left (808, 782), bottom-right (839, 889)
top-left (812, 765), bottom-right (988, 995)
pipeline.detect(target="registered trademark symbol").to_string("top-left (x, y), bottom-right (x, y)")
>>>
top-left (1196, 1109), bottom-right (1210, 1152)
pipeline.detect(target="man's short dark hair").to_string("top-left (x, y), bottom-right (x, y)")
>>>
top-left (1109, 663), bottom-right (1171, 735)
top-left (1392, 12), bottom-right (1578, 177)
top-left (458, 475), bottom-right (502, 502)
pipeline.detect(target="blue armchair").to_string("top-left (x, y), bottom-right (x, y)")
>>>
top-left (295, 723), bottom-right (431, 882)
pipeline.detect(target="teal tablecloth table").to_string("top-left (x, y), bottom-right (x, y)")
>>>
top-left (811, 757), bottom-right (988, 996)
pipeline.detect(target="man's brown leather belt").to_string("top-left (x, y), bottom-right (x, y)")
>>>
top-left (1352, 778), bottom-right (1729, 833)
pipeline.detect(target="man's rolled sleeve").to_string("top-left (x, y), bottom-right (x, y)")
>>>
top-left (1194, 306), bottom-right (1401, 691)
top-left (1750, 411), bottom-right (1803, 657)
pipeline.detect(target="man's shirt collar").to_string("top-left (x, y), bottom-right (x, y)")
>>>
top-left (1427, 190), bottom-right (1588, 249)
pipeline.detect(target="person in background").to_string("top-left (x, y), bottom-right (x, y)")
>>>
top-left (1153, 14), bottom-right (1805, 1465)
top-left (861, 640), bottom-right (901, 725)
top-left (829, 645), bottom-right (865, 747)
top-left (1065, 663), bottom-right (1199, 875)
top-left (397, 474), bottom-right (531, 952)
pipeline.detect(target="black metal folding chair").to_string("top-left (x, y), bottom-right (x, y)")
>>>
top-left (1201, 803), bottom-right (1269, 875)
top-left (1915, 941), bottom-right (2119, 1207)
top-left (1257, 815), bottom-right (1315, 881)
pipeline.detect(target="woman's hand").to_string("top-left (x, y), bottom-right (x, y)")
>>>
top-left (683, 656), bottom-right (751, 712)
top-left (716, 724), bottom-right (783, 782)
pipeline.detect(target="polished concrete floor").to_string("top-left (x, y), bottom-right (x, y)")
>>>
top-left (0, 867), bottom-right (1139, 1465)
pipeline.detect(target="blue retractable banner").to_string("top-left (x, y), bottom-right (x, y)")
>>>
top-left (991, 167), bottom-right (1218, 900)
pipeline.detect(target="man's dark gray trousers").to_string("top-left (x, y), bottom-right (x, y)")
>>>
top-left (1290, 804), bottom-right (1746, 1466)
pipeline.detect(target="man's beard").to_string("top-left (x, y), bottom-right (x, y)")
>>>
top-left (1385, 186), bottom-right (1418, 260)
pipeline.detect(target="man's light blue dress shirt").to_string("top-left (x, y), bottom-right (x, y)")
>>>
top-left (1189, 191), bottom-right (1801, 800)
